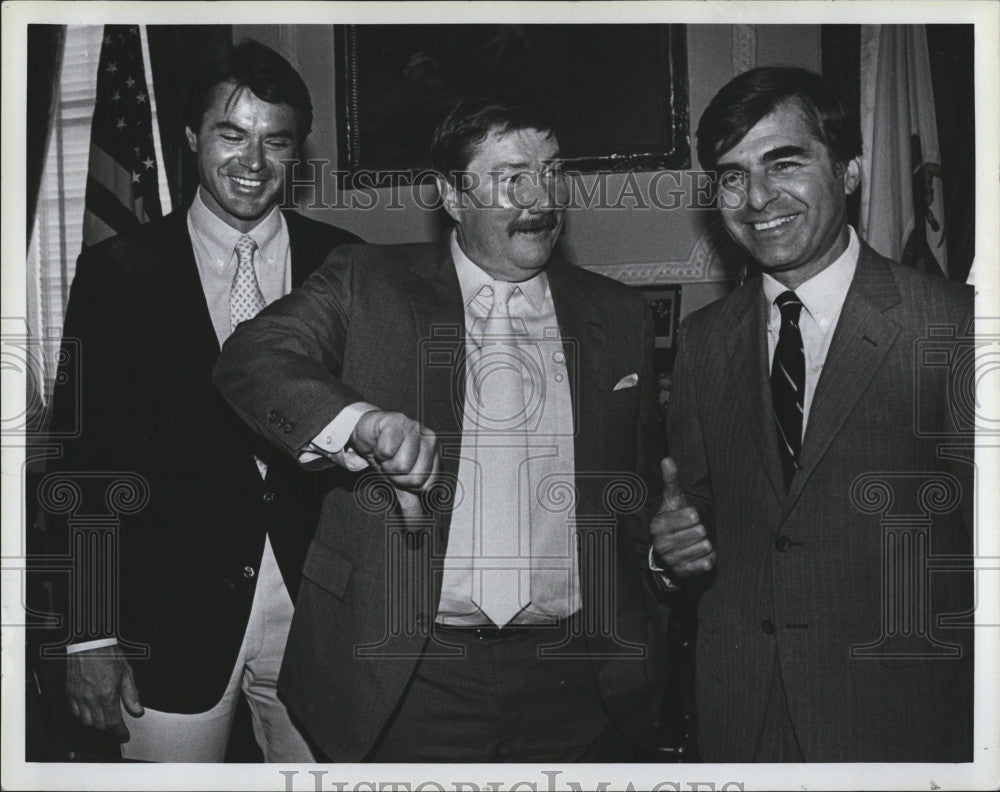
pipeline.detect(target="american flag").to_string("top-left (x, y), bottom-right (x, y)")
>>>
top-left (82, 24), bottom-right (163, 248)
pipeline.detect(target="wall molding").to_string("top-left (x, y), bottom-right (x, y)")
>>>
top-left (582, 224), bottom-right (743, 287)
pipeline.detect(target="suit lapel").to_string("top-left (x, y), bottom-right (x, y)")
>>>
top-left (547, 257), bottom-right (607, 474)
top-left (285, 210), bottom-right (324, 287)
top-left (160, 213), bottom-right (222, 363)
top-left (783, 246), bottom-right (901, 513)
top-left (402, 238), bottom-right (466, 544)
top-left (725, 282), bottom-right (787, 500)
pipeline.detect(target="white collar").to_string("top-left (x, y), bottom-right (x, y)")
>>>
top-left (762, 226), bottom-right (860, 327)
top-left (449, 230), bottom-right (547, 312)
top-left (188, 189), bottom-right (283, 266)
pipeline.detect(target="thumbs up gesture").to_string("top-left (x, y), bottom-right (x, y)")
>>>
top-left (650, 457), bottom-right (716, 578)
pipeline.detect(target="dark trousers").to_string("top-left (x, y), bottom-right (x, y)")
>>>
top-left (366, 623), bottom-right (631, 762)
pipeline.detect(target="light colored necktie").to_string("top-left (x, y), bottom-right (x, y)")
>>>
top-left (230, 234), bottom-right (265, 332)
top-left (230, 234), bottom-right (269, 479)
top-left (469, 281), bottom-right (532, 627)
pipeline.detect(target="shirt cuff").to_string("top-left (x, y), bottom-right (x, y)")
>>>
top-left (298, 401), bottom-right (378, 472)
top-left (648, 546), bottom-right (680, 591)
top-left (66, 638), bottom-right (119, 654)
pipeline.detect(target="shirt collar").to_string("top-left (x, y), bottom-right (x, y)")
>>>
top-left (449, 230), bottom-right (547, 312)
top-left (188, 188), bottom-right (284, 265)
top-left (762, 226), bottom-right (860, 327)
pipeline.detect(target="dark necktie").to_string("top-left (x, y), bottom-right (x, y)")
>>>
top-left (771, 291), bottom-right (805, 489)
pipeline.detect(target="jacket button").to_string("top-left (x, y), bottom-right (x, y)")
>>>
top-left (243, 565), bottom-right (256, 579)
top-left (267, 410), bottom-right (279, 423)
top-left (760, 619), bottom-right (775, 635)
top-left (775, 536), bottom-right (791, 552)
top-left (263, 491), bottom-right (275, 504)
top-left (283, 424), bottom-right (294, 434)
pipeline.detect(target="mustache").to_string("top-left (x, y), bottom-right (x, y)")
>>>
top-left (507, 213), bottom-right (560, 236)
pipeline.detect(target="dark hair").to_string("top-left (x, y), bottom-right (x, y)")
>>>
top-left (431, 94), bottom-right (557, 185)
top-left (185, 39), bottom-right (313, 140)
top-left (696, 66), bottom-right (861, 172)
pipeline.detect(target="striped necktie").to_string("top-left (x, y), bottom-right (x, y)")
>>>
top-left (771, 291), bottom-right (805, 489)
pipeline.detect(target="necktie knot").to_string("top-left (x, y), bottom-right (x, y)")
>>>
top-left (485, 281), bottom-right (516, 314)
top-left (775, 290), bottom-right (803, 321)
top-left (235, 234), bottom-right (258, 264)
top-left (472, 281), bottom-right (521, 348)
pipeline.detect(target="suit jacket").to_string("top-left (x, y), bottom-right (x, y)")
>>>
top-left (213, 236), bottom-right (667, 760)
top-left (666, 242), bottom-right (974, 761)
top-left (44, 210), bottom-right (362, 713)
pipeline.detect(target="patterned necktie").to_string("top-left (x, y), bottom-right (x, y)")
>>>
top-left (469, 281), bottom-right (532, 627)
top-left (771, 290), bottom-right (805, 490)
top-left (230, 234), bottom-right (265, 332)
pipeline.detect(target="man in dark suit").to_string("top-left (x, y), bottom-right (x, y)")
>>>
top-left (213, 95), bottom-right (667, 762)
top-left (46, 40), bottom-right (360, 761)
top-left (652, 67), bottom-right (974, 762)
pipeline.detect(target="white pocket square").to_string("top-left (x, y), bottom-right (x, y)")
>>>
top-left (613, 373), bottom-right (639, 391)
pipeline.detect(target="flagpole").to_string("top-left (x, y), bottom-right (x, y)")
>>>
top-left (138, 25), bottom-right (171, 217)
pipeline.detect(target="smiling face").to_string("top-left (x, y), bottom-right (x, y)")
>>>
top-left (715, 100), bottom-right (861, 288)
top-left (185, 82), bottom-right (300, 233)
top-left (439, 126), bottom-right (567, 282)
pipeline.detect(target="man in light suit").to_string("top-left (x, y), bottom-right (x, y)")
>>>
top-left (214, 95), bottom-right (667, 762)
top-left (652, 67), bottom-right (974, 761)
top-left (46, 41), bottom-right (361, 761)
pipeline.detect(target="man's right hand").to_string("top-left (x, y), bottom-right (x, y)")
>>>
top-left (66, 645), bottom-right (144, 742)
top-left (350, 410), bottom-right (439, 492)
top-left (650, 457), bottom-right (716, 578)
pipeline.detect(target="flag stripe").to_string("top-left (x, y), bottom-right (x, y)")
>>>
top-left (85, 177), bottom-right (143, 237)
top-left (87, 144), bottom-right (138, 216)
top-left (82, 211), bottom-right (119, 247)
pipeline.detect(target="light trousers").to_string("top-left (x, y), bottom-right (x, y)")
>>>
top-left (120, 537), bottom-right (314, 762)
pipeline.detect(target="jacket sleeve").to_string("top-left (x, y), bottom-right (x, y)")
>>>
top-left (40, 246), bottom-right (129, 647)
top-left (213, 244), bottom-right (369, 464)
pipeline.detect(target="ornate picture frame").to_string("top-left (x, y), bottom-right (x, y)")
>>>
top-left (335, 24), bottom-right (689, 185)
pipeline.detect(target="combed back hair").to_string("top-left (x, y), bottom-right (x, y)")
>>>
top-left (696, 66), bottom-right (862, 173)
top-left (431, 94), bottom-right (558, 186)
top-left (185, 39), bottom-right (313, 140)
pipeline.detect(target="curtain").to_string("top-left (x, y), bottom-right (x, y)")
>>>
top-left (26, 25), bottom-right (65, 246)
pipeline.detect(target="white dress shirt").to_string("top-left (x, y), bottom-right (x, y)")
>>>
top-left (188, 190), bottom-right (290, 347)
top-left (305, 232), bottom-right (581, 626)
top-left (437, 234), bottom-right (580, 626)
top-left (761, 226), bottom-right (860, 434)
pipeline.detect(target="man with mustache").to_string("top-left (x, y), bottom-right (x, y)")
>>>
top-left (214, 95), bottom-right (667, 761)
top-left (48, 40), bottom-right (360, 760)
top-left (652, 67), bottom-right (973, 761)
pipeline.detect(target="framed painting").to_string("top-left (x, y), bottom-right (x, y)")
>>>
top-left (335, 24), bottom-right (689, 184)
